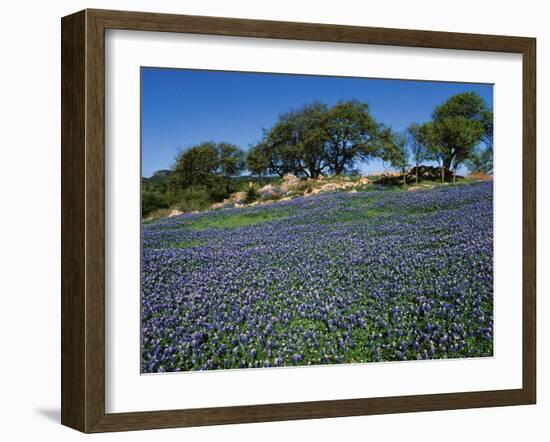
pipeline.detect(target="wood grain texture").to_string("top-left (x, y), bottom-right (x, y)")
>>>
top-left (90, 389), bottom-right (531, 433)
top-left (84, 10), bottom-right (107, 432)
top-left (61, 10), bottom-right (86, 432)
top-left (60, 8), bottom-right (537, 433)
top-left (89, 8), bottom-right (532, 53)
top-left (522, 38), bottom-right (537, 404)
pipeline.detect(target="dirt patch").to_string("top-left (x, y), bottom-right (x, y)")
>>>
top-left (468, 172), bottom-right (493, 181)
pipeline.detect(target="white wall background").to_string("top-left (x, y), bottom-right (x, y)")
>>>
top-left (0, 0), bottom-right (547, 440)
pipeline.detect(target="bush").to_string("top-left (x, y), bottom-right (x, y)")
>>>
top-left (142, 191), bottom-right (169, 217)
top-left (173, 187), bottom-right (211, 213)
top-left (244, 184), bottom-right (259, 203)
top-left (207, 177), bottom-right (240, 203)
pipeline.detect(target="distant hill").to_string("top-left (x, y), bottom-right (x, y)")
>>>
top-left (146, 169), bottom-right (172, 181)
top-left (142, 169), bottom-right (173, 192)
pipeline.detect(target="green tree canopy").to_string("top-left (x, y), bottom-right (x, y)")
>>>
top-left (169, 141), bottom-right (245, 201)
top-left (407, 123), bottom-right (429, 183)
top-left (247, 100), bottom-right (383, 179)
top-left (432, 91), bottom-right (488, 121)
top-left (217, 142), bottom-right (246, 178)
top-left (422, 117), bottom-right (485, 182)
top-left (169, 142), bottom-right (219, 190)
top-left (468, 108), bottom-right (494, 174)
top-left (246, 142), bottom-right (271, 182)
top-left (262, 102), bottom-right (331, 179)
top-left (325, 100), bottom-right (380, 174)
top-left (419, 92), bottom-right (491, 181)
top-left (381, 131), bottom-right (409, 186)
top-left (480, 109), bottom-right (494, 150)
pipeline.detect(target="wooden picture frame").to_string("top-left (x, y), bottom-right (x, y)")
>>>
top-left (61, 8), bottom-right (536, 433)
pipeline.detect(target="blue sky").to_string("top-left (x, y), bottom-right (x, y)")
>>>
top-left (141, 68), bottom-right (493, 178)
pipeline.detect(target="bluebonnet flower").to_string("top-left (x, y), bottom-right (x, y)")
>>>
top-left (141, 182), bottom-right (493, 372)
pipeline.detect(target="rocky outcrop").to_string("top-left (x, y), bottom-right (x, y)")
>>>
top-left (259, 184), bottom-right (281, 198)
top-left (280, 173), bottom-right (301, 193)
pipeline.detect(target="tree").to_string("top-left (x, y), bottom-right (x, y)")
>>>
top-left (480, 109), bottom-right (494, 151)
top-left (246, 143), bottom-right (270, 183)
top-left (264, 103), bottom-right (330, 178)
top-left (382, 131), bottom-right (409, 186)
top-left (169, 142), bottom-right (219, 191)
top-left (218, 142), bottom-right (245, 178)
top-left (407, 123), bottom-right (429, 184)
top-left (432, 92), bottom-right (493, 178)
top-left (465, 145), bottom-right (493, 174)
top-left (253, 130), bottom-right (304, 178)
top-left (419, 122), bottom-right (448, 183)
top-left (251, 100), bottom-right (384, 179)
top-left (418, 93), bottom-right (490, 183)
top-left (432, 91), bottom-right (488, 121)
top-left (466, 108), bottom-right (493, 174)
top-left (169, 141), bottom-right (245, 201)
top-left (325, 100), bottom-right (380, 175)
top-left (291, 102), bottom-right (332, 179)
top-left (217, 142), bottom-right (246, 195)
top-left (254, 103), bottom-right (331, 179)
top-left (423, 117), bottom-right (485, 183)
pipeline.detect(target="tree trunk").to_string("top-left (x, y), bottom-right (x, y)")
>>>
top-left (443, 157), bottom-right (452, 172)
top-left (453, 168), bottom-right (457, 184)
top-left (441, 165), bottom-right (445, 183)
top-left (415, 162), bottom-right (419, 184)
top-left (402, 169), bottom-right (406, 187)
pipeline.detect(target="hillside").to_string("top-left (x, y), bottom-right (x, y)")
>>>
top-left (144, 170), bottom-right (491, 221)
top-left (141, 181), bottom-right (494, 371)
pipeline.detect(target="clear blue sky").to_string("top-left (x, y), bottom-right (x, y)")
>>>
top-left (141, 67), bottom-right (493, 178)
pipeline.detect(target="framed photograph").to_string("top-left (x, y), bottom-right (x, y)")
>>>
top-left (61, 9), bottom-right (536, 433)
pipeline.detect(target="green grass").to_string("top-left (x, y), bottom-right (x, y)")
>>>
top-left (186, 210), bottom-right (292, 230)
top-left (285, 317), bottom-right (327, 333)
top-left (172, 239), bottom-right (207, 249)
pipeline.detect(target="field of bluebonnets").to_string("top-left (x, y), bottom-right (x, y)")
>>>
top-left (141, 181), bottom-right (493, 373)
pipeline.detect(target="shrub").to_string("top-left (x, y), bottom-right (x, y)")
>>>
top-left (142, 191), bottom-right (169, 217)
top-left (173, 187), bottom-right (211, 213)
top-left (245, 184), bottom-right (259, 204)
top-left (206, 177), bottom-right (239, 203)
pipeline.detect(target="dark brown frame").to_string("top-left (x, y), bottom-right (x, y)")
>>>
top-left (61, 8), bottom-right (536, 433)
